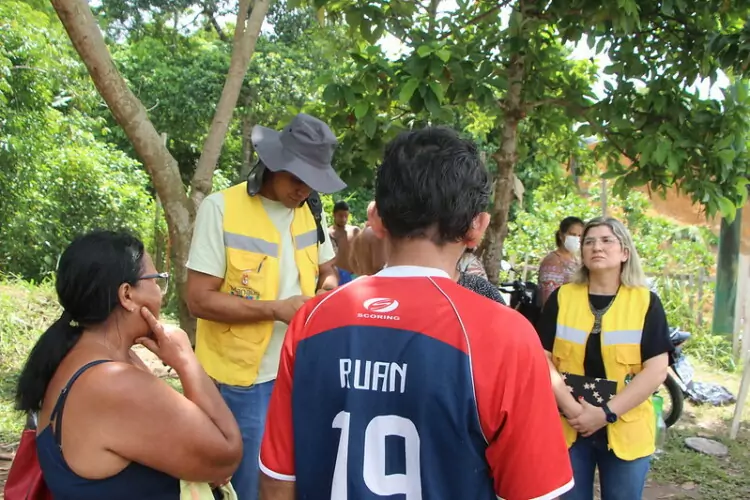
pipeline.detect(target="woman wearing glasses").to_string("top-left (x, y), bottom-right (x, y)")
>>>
top-left (15, 230), bottom-right (242, 499)
top-left (535, 217), bottom-right (672, 500)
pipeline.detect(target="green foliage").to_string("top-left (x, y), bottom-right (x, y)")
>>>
top-left (109, 29), bottom-right (239, 182)
top-left (311, 0), bottom-right (750, 224)
top-left (653, 276), bottom-right (735, 372)
top-left (104, 2), bottom-right (352, 186)
top-left (94, 0), bottom-right (234, 40)
top-left (0, 1), bottom-right (154, 281)
top-left (505, 175), bottom-right (717, 278)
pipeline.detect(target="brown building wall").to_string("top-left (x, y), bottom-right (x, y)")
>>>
top-left (587, 147), bottom-right (749, 253)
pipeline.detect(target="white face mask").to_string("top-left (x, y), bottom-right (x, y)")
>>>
top-left (563, 234), bottom-right (581, 254)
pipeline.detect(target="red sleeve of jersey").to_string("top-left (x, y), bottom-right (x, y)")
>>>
top-left (258, 305), bottom-right (307, 481)
top-left (471, 307), bottom-right (574, 500)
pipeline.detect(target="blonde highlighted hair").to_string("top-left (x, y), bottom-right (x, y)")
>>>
top-left (572, 217), bottom-right (648, 288)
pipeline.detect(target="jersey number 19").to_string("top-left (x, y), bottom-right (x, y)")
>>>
top-left (331, 411), bottom-right (422, 499)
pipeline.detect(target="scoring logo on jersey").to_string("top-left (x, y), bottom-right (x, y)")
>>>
top-left (363, 297), bottom-right (400, 313)
top-left (359, 297), bottom-right (401, 321)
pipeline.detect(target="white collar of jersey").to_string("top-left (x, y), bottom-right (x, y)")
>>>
top-left (375, 265), bottom-right (451, 279)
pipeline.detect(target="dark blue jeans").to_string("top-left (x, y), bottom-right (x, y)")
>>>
top-left (562, 435), bottom-right (651, 500)
top-left (218, 380), bottom-right (275, 500)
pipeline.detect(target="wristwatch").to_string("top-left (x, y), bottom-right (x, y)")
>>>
top-left (602, 403), bottom-right (618, 424)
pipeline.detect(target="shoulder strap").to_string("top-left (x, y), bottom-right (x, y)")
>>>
top-left (305, 191), bottom-right (326, 245)
top-left (50, 359), bottom-right (113, 447)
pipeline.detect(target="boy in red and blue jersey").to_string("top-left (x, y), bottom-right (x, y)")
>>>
top-left (260, 127), bottom-right (573, 500)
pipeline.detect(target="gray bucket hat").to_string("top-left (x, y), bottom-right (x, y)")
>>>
top-left (251, 113), bottom-right (346, 194)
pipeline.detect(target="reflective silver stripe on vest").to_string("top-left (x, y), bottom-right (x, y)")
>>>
top-left (224, 232), bottom-right (278, 257)
top-left (556, 325), bottom-right (588, 345)
top-left (295, 229), bottom-right (319, 250)
top-left (602, 329), bottom-right (643, 346)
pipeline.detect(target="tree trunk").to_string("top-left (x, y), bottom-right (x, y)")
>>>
top-left (480, 52), bottom-right (525, 284)
top-left (239, 95), bottom-right (254, 180)
top-left (427, 0), bottom-right (440, 32)
top-left (190, 0), bottom-right (271, 208)
top-left (51, 0), bottom-right (272, 342)
top-left (50, 0), bottom-right (195, 332)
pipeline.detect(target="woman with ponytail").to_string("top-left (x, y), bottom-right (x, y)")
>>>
top-left (15, 230), bottom-right (242, 500)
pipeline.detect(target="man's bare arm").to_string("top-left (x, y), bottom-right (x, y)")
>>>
top-left (259, 474), bottom-right (295, 500)
top-left (317, 259), bottom-right (338, 292)
top-left (186, 270), bottom-right (279, 324)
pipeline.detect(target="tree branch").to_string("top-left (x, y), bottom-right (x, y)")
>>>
top-left (438, 0), bottom-right (513, 40)
top-left (526, 98), bottom-right (568, 110)
top-left (190, 0), bottom-right (271, 208)
top-left (49, 0), bottom-right (194, 313)
top-left (466, 0), bottom-right (513, 27)
top-left (11, 65), bottom-right (47, 72)
top-left (206, 13), bottom-right (230, 42)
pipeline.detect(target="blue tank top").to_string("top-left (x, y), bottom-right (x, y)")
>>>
top-left (37, 360), bottom-right (180, 499)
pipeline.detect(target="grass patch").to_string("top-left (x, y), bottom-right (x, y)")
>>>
top-left (652, 428), bottom-right (750, 499)
top-left (650, 362), bottom-right (750, 499)
top-left (0, 277), bottom-right (59, 443)
top-left (0, 278), bottom-right (186, 445)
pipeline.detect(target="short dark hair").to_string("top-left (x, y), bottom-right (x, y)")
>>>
top-left (333, 201), bottom-right (349, 213)
top-left (16, 230), bottom-right (145, 413)
top-left (556, 216), bottom-right (585, 247)
top-left (375, 127), bottom-right (490, 245)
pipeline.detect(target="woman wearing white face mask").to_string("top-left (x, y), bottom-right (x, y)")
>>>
top-left (539, 216), bottom-right (585, 305)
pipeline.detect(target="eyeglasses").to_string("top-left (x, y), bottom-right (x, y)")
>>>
top-left (138, 272), bottom-right (170, 296)
top-left (582, 236), bottom-right (620, 247)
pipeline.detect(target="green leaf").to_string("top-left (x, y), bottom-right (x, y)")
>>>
top-left (654, 140), bottom-right (671, 164)
top-left (738, 178), bottom-right (750, 207)
top-left (345, 9), bottom-right (363, 31)
top-left (595, 37), bottom-right (607, 54)
top-left (428, 81), bottom-right (444, 102)
top-left (322, 84), bottom-right (340, 105)
top-left (344, 87), bottom-right (357, 106)
top-left (717, 149), bottom-right (736, 167)
top-left (667, 153), bottom-right (680, 173)
top-left (399, 78), bottom-right (420, 104)
top-left (362, 114), bottom-right (377, 139)
top-left (416, 45), bottom-right (433, 58)
top-left (716, 134), bottom-right (735, 151)
top-left (717, 196), bottom-right (737, 222)
top-left (354, 101), bottom-right (370, 119)
top-left (601, 170), bottom-right (621, 179)
top-left (435, 48), bottom-right (451, 63)
top-left (424, 87), bottom-right (442, 116)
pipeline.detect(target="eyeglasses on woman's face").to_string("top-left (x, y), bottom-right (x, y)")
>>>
top-left (138, 272), bottom-right (169, 296)
top-left (582, 236), bottom-right (620, 248)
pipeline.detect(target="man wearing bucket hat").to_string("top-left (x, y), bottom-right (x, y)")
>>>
top-left (185, 113), bottom-right (345, 500)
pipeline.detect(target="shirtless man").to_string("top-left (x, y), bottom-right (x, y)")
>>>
top-left (328, 201), bottom-right (360, 284)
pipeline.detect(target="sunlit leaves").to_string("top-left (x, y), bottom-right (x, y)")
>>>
top-left (0, 1), bottom-right (154, 280)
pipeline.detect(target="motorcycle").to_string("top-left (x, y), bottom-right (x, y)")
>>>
top-left (497, 260), bottom-right (543, 326)
top-left (660, 326), bottom-right (693, 428)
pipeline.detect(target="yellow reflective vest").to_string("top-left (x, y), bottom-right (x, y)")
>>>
top-left (195, 182), bottom-right (319, 386)
top-left (552, 282), bottom-right (655, 461)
